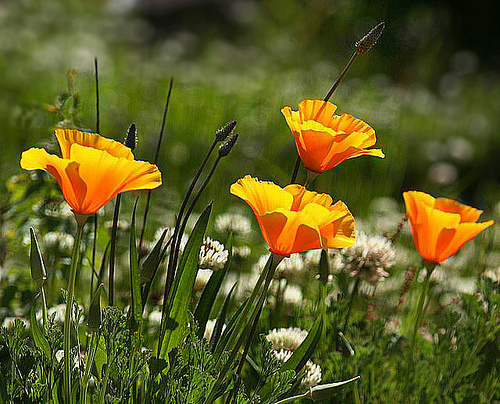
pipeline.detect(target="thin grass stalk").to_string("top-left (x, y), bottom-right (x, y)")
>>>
top-left (108, 194), bottom-right (122, 306)
top-left (139, 77), bottom-right (174, 251)
top-left (163, 139), bottom-right (218, 311)
top-left (409, 264), bottom-right (435, 357)
top-left (81, 331), bottom-right (99, 403)
top-left (63, 214), bottom-right (88, 402)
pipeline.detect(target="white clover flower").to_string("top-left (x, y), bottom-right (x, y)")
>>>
top-left (268, 281), bottom-right (303, 307)
top-left (269, 330), bottom-right (322, 389)
top-left (43, 231), bottom-right (74, 250)
top-left (199, 237), bottom-right (229, 271)
top-left (152, 227), bottom-right (188, 252)
top-left (147, 308), bottom-right (162, 328)
top-left (253, 253), bottom-right (305, 283)
top-left (266, 327), bottom-right (308, 351)
top-left (215, 212), bottom-right (252, 236)
top-left (483, 267), bottom-right (500, 283)
top-left (341, 231), bottom-right (395, 285)
top-left (2, 316), bottom-right (30, 328)
top-left (233, 245), bottom-right (251, 258)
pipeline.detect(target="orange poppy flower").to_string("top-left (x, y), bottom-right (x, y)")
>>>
top-left (403, 191), bottom-right (494, 265)
top-left (20, 129), bottom-right (162, 215)
top-left (281, 100), bottom-right (385, 173)
top-left (230, 175), bottom-right (355, 257)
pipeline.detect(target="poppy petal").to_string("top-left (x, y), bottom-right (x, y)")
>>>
top-left (55, 129), bottom-right (134, 160)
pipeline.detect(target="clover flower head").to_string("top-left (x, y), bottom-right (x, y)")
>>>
top-left (482, 267), bottom-right (500, 284)
top-left (342, 231), bottom-right (395, 285)
top-left (268, 329), bottom-right (322, 389)
top-left (43, 231), bottom-right (75, 250)
top-left (266, 327), bottom-right (308, 351)
top-left (215, 212), bottom-right (252, 236)
top-left (199, 237), bottom-right (229, 271)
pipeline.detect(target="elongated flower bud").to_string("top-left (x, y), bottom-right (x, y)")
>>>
top-left (355, 22), bottom-right (385, 54)
top-left (218, 133), bottom-right (238, 157)
top-left (124, 123), bottom-right (137, 150)
top-left (215, 120), bottom-right (237, 142)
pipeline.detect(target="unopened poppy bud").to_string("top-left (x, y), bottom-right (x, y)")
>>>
top-left (124, 123), bottom-right (137, 150)
top-left (215, 120), bottom-right (237, 142)
top-left (30, 227), bottom-right (46, 284)
top-left (355, 22), bottom-right (385, 54)
top-left (218, 133), bottom-right (238, 157)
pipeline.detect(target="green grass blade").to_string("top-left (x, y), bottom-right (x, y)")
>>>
top-left (30, 307), bottom-right (51, 358)
top-left (141, 228), bottom-right (167, 285)
top-left (194, 233), bottom-right (233, 339)
top-left (209, 282), bottom-right (237, 353)
top-left (159, 203), bottom-right (212, 359)
top-left (129, 199), bottom-right (142, 327)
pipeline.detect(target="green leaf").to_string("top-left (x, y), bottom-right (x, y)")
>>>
top-left (310, 376), bottom-right (361, 400)
top-left (209, 282), bottom-right (237, 353)
top-left (282, 314), bottom-right (323, 374)
top-left (29, 227), bottom-right (46, 284)
top-left (141, 228), bottom-right (167, 284)
top-left (159, 203), bottom-right (212, 359)
top-left (213, 254), bottom-right (273, 362)
top-left (129, 199), bottom-right (142, 327)
top-left (195, 233), bottom-right (233, 339)
top-left (30, 307), bottom-right (50, 358)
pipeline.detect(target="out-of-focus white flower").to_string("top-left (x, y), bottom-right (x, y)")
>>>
top-left (199, 237), bottom-right (228, 271)
top-left (43, 231), bottom-right (74, 250)
top-left (483, 267), bottom-right (500, 283)
top-left (39, 303), bottom-right (84, 324)
top-left (267, 328), bottom-right (321, 389)
top-left (2, 316), bottom-right (29, 328)
top-left (253, 253), bottom-right (305, 283)
top-left (104, 219), bottom-right (130, 231)
top-left (268, 280), bottom-right (303, 307)
top-left (233, 245), bottom-right (251, 258)
top-left (215, 212), bottom-right (252, 236)
top-left (342, 231), bottom-right (395, 285)
top-left (147, 308), bottom-right (162, 328)
top-left (152, 227), bottom-right (188, 252)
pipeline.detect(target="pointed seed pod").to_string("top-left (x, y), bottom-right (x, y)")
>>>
top-left (218, 133), bottom-right (239, 157)
top-left (124, 123), bottom-right (137, 150)
top-left (215, 120), bottom-right (237, 142)
top-left (355, 22), bottom-right (385, 54)
top-left (29, 227), bottom-right (46, 284)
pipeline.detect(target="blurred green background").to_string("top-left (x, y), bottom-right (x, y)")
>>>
top-left (1, 0), bottom-right (499, 223)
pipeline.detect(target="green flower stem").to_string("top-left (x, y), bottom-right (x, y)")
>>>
top-left (409, 263), bottom-right (435, 357)
top-left (63, 213), bottom-right (88, 403)
top-left (343, 276), bottom-right (361, 331)
top-left (40, 283), bottom-right (48, 330)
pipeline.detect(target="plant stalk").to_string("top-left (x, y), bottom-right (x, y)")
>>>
top-left (63, 214), bottom-right (88, 402)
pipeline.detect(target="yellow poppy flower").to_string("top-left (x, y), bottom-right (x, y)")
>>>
top-left (230, 175), bottom-right (355, 257)
top-left (281, 100), bottom-right (384, 173)
top-left (20, 129), bottom-right (162, 215)
top-left (403, 191), bottom-right (494, 265)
